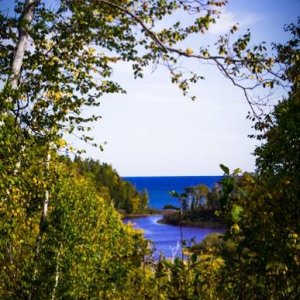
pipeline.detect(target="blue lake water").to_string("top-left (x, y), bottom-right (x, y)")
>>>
top-left (123, 176), bottom-right (223, 257)
top-left (124, 176), bottom-right (222, 209)
top-left (124, 215), bottom-right (223, 258)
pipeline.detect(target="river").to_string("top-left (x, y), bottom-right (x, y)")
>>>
top-left (124, 214), bottom-right (223, 259)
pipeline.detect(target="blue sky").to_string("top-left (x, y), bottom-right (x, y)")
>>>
top-left (2, 1), bottom-right (299, 176)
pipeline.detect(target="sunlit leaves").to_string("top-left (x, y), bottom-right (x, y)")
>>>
top-left (74, 157), bottom-right (149, 213)
top-left (230, 204), bottom-right (243, 224)
top-left (0, 149), bottom-right (149, 298)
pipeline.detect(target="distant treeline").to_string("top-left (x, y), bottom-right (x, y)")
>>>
top-left (73, 156), bottom-right (148, 214)
top-left (162, 183), bottom-right (224, 227)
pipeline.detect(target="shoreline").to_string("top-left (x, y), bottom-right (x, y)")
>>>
top-left (122, 210), bottom-right (225, 229)
top-left (120, 209), bottom-right (177, 218)
top-left (157, 218), bottom-right (225, 229)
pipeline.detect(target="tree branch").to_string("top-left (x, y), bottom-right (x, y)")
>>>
top-left (96, 0), bottom-right (283, 117)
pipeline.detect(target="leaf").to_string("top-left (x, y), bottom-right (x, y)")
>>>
top-left (233, 168), bottom-right (242, 175)
top-left (231, 204), bottom-right (244, 223)
top-left (185, 48), bottom-right (193, 55)
top-left (191, 253), bottom-right (197, 263)
top-left (219, 164), bottom-right (230, 175)
top-left (230, 223), bottom-right (240, 235)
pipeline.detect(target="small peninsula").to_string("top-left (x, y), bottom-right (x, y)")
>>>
top-left (159, 183), bottom-right (225, 228)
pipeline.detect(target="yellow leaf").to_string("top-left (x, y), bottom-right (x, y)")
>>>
top-left (186, 48), bottom-right (194, 55)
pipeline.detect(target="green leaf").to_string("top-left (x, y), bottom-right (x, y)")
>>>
top-left (233, 168), bottom-right (242, 175)
top-left (219, 164), bottom-right (230, 175)
top-left (231, 204), bottom-right (244, 223)
top-left (191, 253), bottom-right (197, 263)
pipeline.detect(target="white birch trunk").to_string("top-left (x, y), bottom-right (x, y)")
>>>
top-left (3, 1), bottom-right (39, 268)
top-left (1, 0), bottom-right (37, 126)
top-left (30, 147), bottom-right (52, 299)
top-left (51, 245), bottom-right (62, 300)
top-left (9, 0), bottom-right (38, 88)
top-left (34, 148), bottom-right (51, 258)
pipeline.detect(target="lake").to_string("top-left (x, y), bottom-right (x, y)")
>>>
top-left (123, 176), bottom-right (223, 257)
top-left (124, 176), bottom-right (222, 209)
top-left (124, 214), bottom-right (223, 258)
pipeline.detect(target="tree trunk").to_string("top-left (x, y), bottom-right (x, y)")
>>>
top-left (29, 148), bottom-right (51, 300)
top-left (9, 0), bottom-right (39, 88)
top-left (51, 244), bottom-right (62, 300)
top-left (34, 149), bottom-right (51, 258)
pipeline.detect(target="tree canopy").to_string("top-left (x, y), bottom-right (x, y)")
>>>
top-left (1, 0), bottom-right (283, 148)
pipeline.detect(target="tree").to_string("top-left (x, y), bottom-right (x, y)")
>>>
top-left (0, 152), bottom-right (150, 299)
top-left (196, 184), bottom-right (209, 207)
top-left (217, 20), bottom-right (300, 299)
top-left (207, 191), bottom-right (219, 210)
top-left (1, 0), bottom-right (281, 142)
top-left (73, 157), bottom-right (148, 213)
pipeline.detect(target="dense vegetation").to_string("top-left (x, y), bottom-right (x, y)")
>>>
top-left (162, 208), bottom-right (223, 227)
top-left (0, 128), bottom-right (150, 298)
top-left (0, 0), bottom-right (299, 299)
top-left (73, 157), bottom-right (149, 213)
top-left (159, 38), bottom-right (300, 296)
top-left (162, 183), bottom-right (224, 227)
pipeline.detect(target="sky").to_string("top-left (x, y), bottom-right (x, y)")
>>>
top-left (75, 0), bottom-right (299, 176)
top-left (1, 0), bottom-right (299, 176)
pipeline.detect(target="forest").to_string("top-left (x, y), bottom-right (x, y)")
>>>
top-left (73, 157), bottom-right (149, 214)
top-left (0, 0), bottom-right (299, 299)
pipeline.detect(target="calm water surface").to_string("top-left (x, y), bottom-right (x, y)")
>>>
top-left (124, 215), bottom-right (223, 258)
